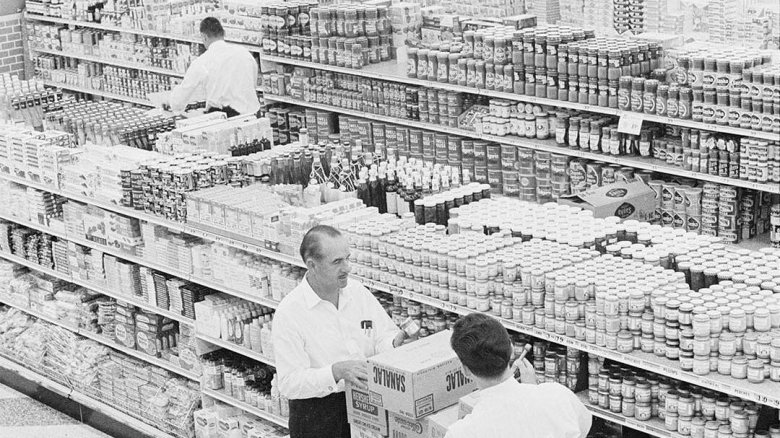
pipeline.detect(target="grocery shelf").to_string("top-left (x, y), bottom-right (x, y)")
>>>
top-left (42, 80), bottom-right (155, 106)
top-left (0, 208), bottom-right (278, 308)
top-left (0, 354), bottom-right (177, 438)
top-left (0, 297), bottom-right (200, 381)
top-left (3, 173), bottom-right (778, 408)
top-left (355, 275), bottom-right (780, 409)
top-left (202, 387), bottom-right (289, 429)
top-left (33, 47), bottom-right (186, 77)
top-left (0, 248), bottom-right (194, 324)
top-left (577, 392), bottom-right (680, 438)
top-left (196, 332), bottom-right (276, 367)
top-left (0, 173), bottom-right (305, 271)
top-left (25, 13), bottom-right (263, 52)
top-left (265, 94), bottom-right (780, 194)
top-left (262, 55), bottom-right (780, 142)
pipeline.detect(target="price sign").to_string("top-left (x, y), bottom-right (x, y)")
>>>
top-left (617, 114), bottom-right (644, 135)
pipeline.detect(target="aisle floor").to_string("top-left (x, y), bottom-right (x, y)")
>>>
top-left (0, 381), bottom-right (112, 438)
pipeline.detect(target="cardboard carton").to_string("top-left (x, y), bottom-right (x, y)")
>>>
top-left (367, 330), bottom-right (477, 419)
top-left (346, 382), bottom-right (389, 436)
top-left (350, 425), bottom-right (385, 438)
top-left (457, 391), bottom-right (481, 419)
top-left (387, 405), bottom-right (459, 438)
top-left (557, 180), bottom-right (656, 222)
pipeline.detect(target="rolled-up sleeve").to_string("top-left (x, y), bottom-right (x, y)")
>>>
top-left (272, 308), bottom-right (339, 399)
top-left (169, 60), bottom-right (207, 112)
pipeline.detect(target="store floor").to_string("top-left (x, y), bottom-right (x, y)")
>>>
top-left (0, 380), bottom-right (112, 438)
top-left (0, 364), bottom-right (147, 438)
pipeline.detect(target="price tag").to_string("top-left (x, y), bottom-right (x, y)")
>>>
top-left (617, 114), bottom-right (644, 135)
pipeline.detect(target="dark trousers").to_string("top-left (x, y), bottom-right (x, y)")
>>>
top-left (205, 105), bottom-right (240, 118)
top-left (205, 105), bottom-right (265, 119)
top-left (289, 393), bottom-right (351, 438)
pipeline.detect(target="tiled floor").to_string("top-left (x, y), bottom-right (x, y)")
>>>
top-left (0, 381), bottom-right (112, 438)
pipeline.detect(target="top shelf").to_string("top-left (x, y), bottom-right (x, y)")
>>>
top-left (25, 13), bottom-right (263, 53)
top-left (261, 54), bottom-right (780, 142)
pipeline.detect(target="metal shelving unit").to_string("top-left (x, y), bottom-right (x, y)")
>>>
top-left (25, 13), bottom-right (262, 52)
top-left (261, 54), bottom-right (780, 142)
top-left (196, 333), bottom-right (275, 367)
top-left (201, 388), bottom-right (289, 429)
top-left (33, 47), bottom-right (186, 77)
top-left (41, 80), bottom-right (154, 106)
top-left (0, 296), bottom-right (199, 381)
top-left (264, 94), bottom-right (780, 194)
top-left (0, 354), bottom-right (178, 438)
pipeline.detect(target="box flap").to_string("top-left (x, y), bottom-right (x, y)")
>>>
top-left (370, 330), bottom-right (455, 372)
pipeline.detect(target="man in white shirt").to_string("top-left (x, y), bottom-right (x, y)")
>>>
top-left (446, 313), bottom-right (592, 438)
top-left (164, 17), bottom-right (260, 117)
top-left (273, 225), bottom-right (405, 438)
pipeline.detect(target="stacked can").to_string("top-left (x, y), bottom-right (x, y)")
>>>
top-left (500, 144), bottom-right (519, 197)
top-left (535, 151), bottom-right (554, 204)
top-left (533, 342), bottom-right (583, 391)
top-left (771, 201), bottom-right (780, 248)
top-left (717, 185), bottom-right (740, 243)
top-left (685, 187), bottom-right (703, 234)
top-left (518, 148), bottom-right (537, 202)
top-left (551, 154), bottom-right (572, 199)
top-left (418, 89), bottom-right (463, 127)
top-left (701, 183), bottom-right (720, 237)
top-left (659, 182), bottom-right (677, 228)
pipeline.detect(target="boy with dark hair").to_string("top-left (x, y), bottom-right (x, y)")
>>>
top-left (446, 313), bottom-right (592, 438)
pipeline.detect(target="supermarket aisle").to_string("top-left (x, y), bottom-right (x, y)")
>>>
top-left (0, 380), bottom-right (112, 438)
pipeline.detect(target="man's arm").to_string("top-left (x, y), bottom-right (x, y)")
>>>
top-left (272, 310), bottom-right (339, 399)
top-left (167, 60), bottom-right (208, 112)
top-left (364, 286), bottom-right (403, 353)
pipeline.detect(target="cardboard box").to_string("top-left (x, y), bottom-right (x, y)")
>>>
top-left (428, 405), bottom-right (460, 438)
top-left (557, 180), bottom-right (656, 222)
top-left (388, 405), bottom-right (459, 438)
top-left (367, 330), bottom-right (477, 419)
top-left (457, 391), bottom-right (481, 419)
top-left (350, 425), bottom-right (385, 438)
top-left (346, 383), bottom-right (389, 436)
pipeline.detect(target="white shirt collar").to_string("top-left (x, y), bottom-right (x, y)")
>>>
top-left (205, 40), bottom-right (228, 53)
top-left (300, 274), bottom-right (350, 310)
top-left (477, 377), bottom-right (521, 400)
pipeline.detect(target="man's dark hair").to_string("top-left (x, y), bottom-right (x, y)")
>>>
top-left (300, 225), bottom-right (342, 263)
top-left (451, 313), bottom-right (512, 379)
top-left (200, 17), bottom-right (225, 38)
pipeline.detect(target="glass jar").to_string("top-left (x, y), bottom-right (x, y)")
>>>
top-left (747, 360), bottom-right (764, 383)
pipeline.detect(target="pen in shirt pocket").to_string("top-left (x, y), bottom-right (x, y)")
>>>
top-left (361, 320), bottom-right (373, 337)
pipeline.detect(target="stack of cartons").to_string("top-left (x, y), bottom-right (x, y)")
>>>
top-left (347, 330), bottom-right (474, 438)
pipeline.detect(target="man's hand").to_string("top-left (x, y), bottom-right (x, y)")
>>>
top-left (512, 358), bottom-right (538, 385)
top-left (332, 360), bottom-right (369, 389)
top-left (393, 330), bottom-right (406, 348)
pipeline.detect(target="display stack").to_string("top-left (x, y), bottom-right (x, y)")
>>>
top-left (3, 0), bottom-right (780, 438)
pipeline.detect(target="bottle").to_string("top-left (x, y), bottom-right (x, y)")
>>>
top-left (356, 176), bottom-right (370, 206)
top-left (369, 170), bottom-right (382, 211)
top-left (377, 167), bottom-right (387, 213)
top-left (250, 320), bottom-right (263, 352)
top-left (299, 127), bottom-right (310, 146)
top-left (385, 170), bottom-right (398, 215)
top-left (261, 322), bottom-right (273, 357)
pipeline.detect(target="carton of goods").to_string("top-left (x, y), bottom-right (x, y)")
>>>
top-left (387, 405), bottom-right (459, 438)
top-left (346, 382), bottom-right (389, 435)
top-left (558, 180), bottom-right (656, 221)
top-left (367, 330), bottom-right (477, 419)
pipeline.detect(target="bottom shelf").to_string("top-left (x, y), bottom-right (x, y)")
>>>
top-left (202, 387), bottom-right (289, 429)
top-left (578, 392), bottom-right (681, 438)
top-left (0, 354), bottom-right (176, 438)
